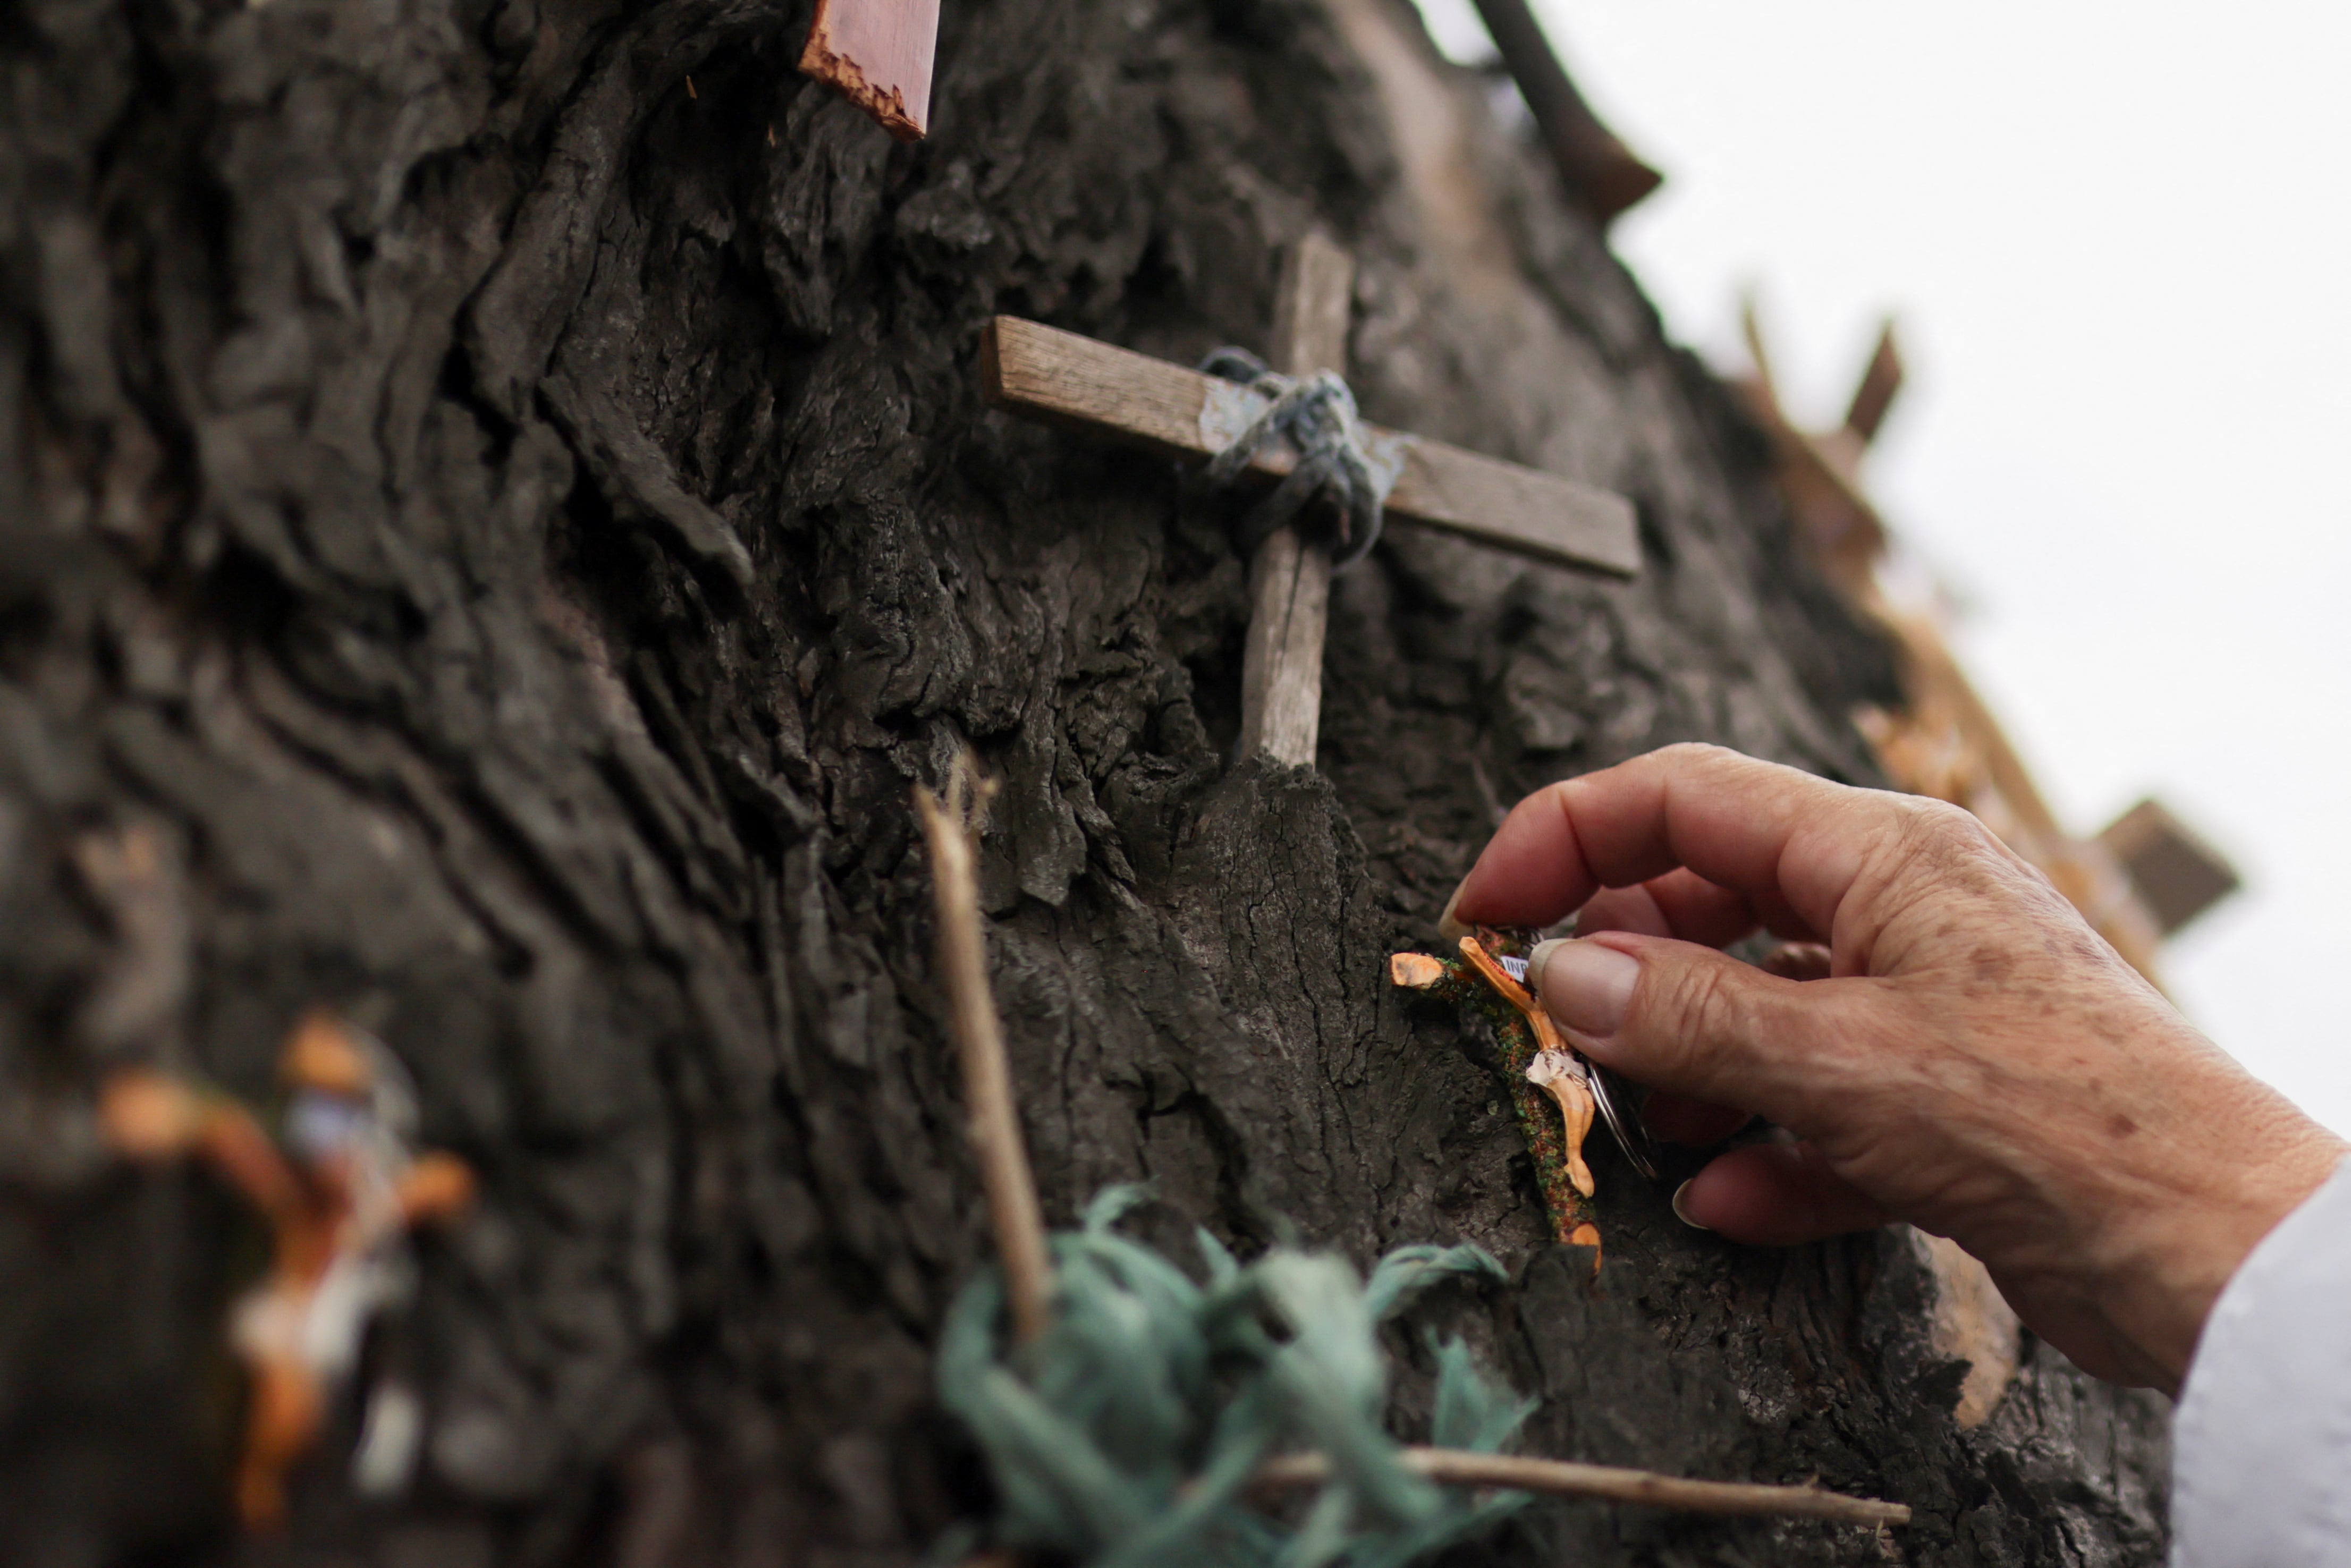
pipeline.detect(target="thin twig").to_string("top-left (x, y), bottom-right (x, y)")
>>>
top-left (1252, 1447), bottom-right (1910, 1528)
top-left (915, 755), bottom-right (1055, 1346)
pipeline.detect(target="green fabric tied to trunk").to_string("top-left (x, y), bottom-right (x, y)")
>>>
top-left (936, 1187), bottom-right (1535, 1567)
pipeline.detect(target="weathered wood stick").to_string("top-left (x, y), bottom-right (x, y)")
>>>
top-left (979, 316), bottom-right (1641, 578)
top-left (799, 0), bottom-right (940, 141)
top-left (2097, 797), bottom-right (2240, 936)
top-left (1236, 233), bottom-right (1352, 767)
top-left (1467, 0), bottom-right (1661, 225)
top-left (1842, 320), bottom-right (1904, 443)
top-left (914, 757), bottom-right (1054, 1344)
top-left (1254, 1447), bottom-right (1912, 1527)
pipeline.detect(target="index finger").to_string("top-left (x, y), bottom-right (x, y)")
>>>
top-left (1450, 744), bottom-right (1906, 944)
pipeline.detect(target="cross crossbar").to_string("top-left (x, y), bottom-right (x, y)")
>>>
top-left (979, 316), bottom-right (1641, 578)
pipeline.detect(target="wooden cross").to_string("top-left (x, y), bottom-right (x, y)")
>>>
top-left (980, 234), bottom-right (1640, 767)
top-left (800, 0), bottom-right (940, 141)
top-left (1737, 303), bottom-right (2250, 970)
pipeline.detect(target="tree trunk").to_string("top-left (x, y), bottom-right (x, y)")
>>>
top-left (0, 0), bottom-right (2170, 1562)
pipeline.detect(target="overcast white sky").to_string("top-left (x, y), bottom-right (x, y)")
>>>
top-left (1413, 0), bottom-right (2351, 1133)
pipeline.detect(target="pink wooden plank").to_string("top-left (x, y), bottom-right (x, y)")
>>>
top-left (799, 0), bottom-right (940, 141)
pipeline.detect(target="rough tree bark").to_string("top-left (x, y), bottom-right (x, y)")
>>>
top-left (0, 0), bottom-right (2171, 1562)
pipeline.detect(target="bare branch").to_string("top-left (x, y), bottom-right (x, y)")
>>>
top-left (1252, 1447), bottom-right (1910, 1528)
top-left (914, 754), bottom-right (1054, 1346)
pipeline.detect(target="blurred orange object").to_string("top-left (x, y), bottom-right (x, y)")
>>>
top-left (98, 1012), bottom-right (471, 1528)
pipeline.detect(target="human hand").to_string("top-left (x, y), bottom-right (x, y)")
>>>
top-left (1445, 743), bottom-right (2345, 1392)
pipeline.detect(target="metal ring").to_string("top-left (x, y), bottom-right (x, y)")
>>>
top-left (1580, 1056), bottom-right (1661, 1181)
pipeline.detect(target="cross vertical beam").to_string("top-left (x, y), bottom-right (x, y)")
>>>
top-left (1237, 234), bottom-right (1355, 768)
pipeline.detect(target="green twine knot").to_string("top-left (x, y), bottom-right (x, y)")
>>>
top-left (936, 1186), bottom-right (1535, 1567)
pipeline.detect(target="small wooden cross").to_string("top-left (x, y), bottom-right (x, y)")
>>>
top-left (981, 234), bottom-right (1640, 767)
top-left (1389, 931), bottom-right (1605, 1250)
top-left (1738, 303), bottom-right (2244, 971)
top-left (800, 0), bottom-right (940, 141)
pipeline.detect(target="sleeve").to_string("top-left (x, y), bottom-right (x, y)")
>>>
top-left (2171, 1157), bottom-right (2351, 1567)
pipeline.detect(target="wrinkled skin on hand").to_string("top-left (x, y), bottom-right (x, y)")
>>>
top-left (1448, 743), bottom-right (2348, 1393)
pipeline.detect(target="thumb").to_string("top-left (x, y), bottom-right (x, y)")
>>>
top-left (1532, 933), bottom-right (1850, 1125)
top-left (1676, 1140), bottom-right (1890, 1244)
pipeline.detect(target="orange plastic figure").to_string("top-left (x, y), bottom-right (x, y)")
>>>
top-left (100, 1012), bottom-right (472, 1528)
top-left (1391, 931), bottom-right (1604, 1251)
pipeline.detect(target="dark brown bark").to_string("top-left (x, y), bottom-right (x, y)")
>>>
top-left (0, 0), bottom-right (2168, 1562)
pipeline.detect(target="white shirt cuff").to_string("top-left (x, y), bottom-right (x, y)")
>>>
top-left (2171, 1157), bottom-right (2351, 1566)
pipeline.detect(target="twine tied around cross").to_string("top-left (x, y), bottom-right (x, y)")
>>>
top-left (1197, 347), bottom-right (1396, 569)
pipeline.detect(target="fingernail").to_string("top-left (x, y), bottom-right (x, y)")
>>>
top-left (1532, 938), bottom-right (1638, 1039)
top-left (1671, 1179), bottom-right (1711, 1231)
top-left (1437, 884), bottom-right (1472, 943)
